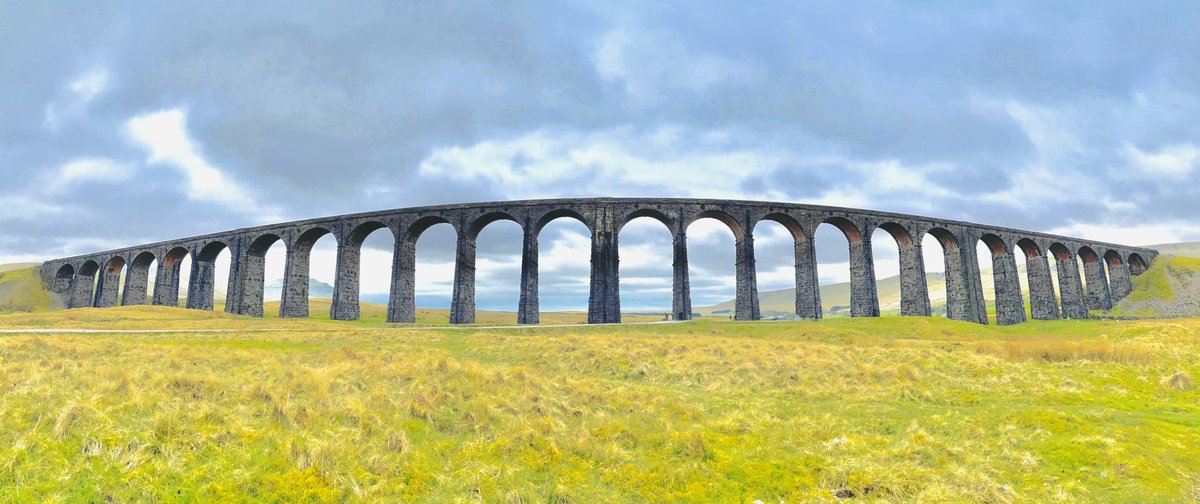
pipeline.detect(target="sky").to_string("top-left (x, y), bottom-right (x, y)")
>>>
top-left (1, 2), bottom-right (1197, 310)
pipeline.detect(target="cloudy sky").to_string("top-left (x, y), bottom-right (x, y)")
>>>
top-left (2, 2), bottom-right (1197, 310)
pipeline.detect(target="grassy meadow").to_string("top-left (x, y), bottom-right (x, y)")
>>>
top-left (1, 307), bottom-right (1198, 502)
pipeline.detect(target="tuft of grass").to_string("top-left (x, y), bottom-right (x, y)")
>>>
top-left (1160, 370), bottom-right (1194, 391)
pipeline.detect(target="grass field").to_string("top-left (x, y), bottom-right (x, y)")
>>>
top-left (1, 307), bottom-right (1198, 502)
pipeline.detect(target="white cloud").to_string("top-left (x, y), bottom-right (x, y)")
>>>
top-left (1120, 143), bottom-right (1200, 178)
top-left (125, 108), bottom-right (283, 222)
top-left (44, 68), bottom-right (111, 130)
top-left (70, 69), bottom-right (110, 103)
top-left (1044, 221), bottom-right (1200, 247)
top-left (592, 27), bottom-right (756, 100)
top-left (0, 195), bottom-right (71, 222)
top-left (48, 158), bottom-right (134, 194)
top-left (419, 127), bottom-right (785, 200)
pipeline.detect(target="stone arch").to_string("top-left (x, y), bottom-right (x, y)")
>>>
top-left (817, 216), bottom-right (876, 318)
top-left (122, 251), bottom-right (157, 306)
top-left (1016, 238), bottom-right (1041, 258)
top-left (154, 247), bottom-right (191, 307)
top-left (979, 233), bottom-right (1025, 325)
top-left (234, 233), bottom-right (284, 317)
top-left (688, 210), bottom-right (745, 240)
top-left (876, 221), bottom-right (929, 317)
top-left (979, 234), bottom-right (1008, 257)
top-left (760, 212), bottom-right (806, 241)
top-left (620, 208), bottom-right (674, 234)
top-left (534, 208), bottom-right (592, 237)
top-left (1016, 238), bottom-right (1058, 320)
top-left (70, 260), bottom-right (101, 309)
top-left (1103, 249), bottom-right (1124, 267)
top-left (927, 227), bottom-right (959, 252)
top-left (1077, 246), bottom-right (1111, 310)
top-left (618, 212), bottom-right (674, 314)
top-left (278, 227), bottom-right (335, 319)
top-left (348, 221), bottom-right (393, 248)
top-left (468, 212), bottom-right (520, 239)
top-left (1104, 249), bottom-right (1133, 302)
top-left (94, 255), bottom-right (127, 308)
top-left (294, 226), bottom-right (336, 251)
top-left (823, 216), bottom-right (864, 244)
top-left (52, 264), bottom-right (75, 294)
top-left (406, 215), bottom-right (455, 243)
top-left (878, 222), bottom-right (915, 247)
top-left (330, 221), bottom-right (399, 322)
top-left (1129, 253), bottom-right (1149, 275)
top-left (187, 241), bottom-right (230, 311)
top-left (922, 227), bottom-right (964, 320)
top-left (197, 241), bottom-right (228, 262)
top-left (1048, 242), bottom-right (1086, 319)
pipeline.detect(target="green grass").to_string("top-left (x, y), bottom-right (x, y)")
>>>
top-left (0, 266), bottom-right (55, 312)
top-left (1109, 256), bottom-right (1200, 318)
top-left (0, 309), bottom-right (1198, 502)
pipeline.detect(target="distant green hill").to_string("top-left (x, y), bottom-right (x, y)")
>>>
top-left (1146, 242), bottom-right (1200, 258)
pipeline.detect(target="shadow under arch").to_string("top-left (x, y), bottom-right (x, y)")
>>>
top-left (1128, 253), bottom-right (1149, 275)
top-left (330, 221), bottom-right (397, 322)
top-left (154, 247), bottom-right (191, 307)
top-left (233, 233), bottom-right (284, 317)
top-left (877, 221), bottom-right (930, 317)
top-left (122, 251), bottom-right (157, 306)
top-left (923, 227), bottom-right (967, 320)
top-left (187, 241), bottom-right (229, 311)
top-left (1016, 239), bottom-right (1059, 320)
top-left (819, 216), bottom-right (877, 318)
top-left (618, 214), bottom-right (675, 317)
top-left (280, 226), bottom-right (337, 319)
top-left (1048, 242), bottom-right (1087, 319)
top-left (979, 233), bottom-right (1025, 325)
top-left (1077, 246), bottom-right (1112, 311)
top-left (52, 264), bottom-right (75, 294)
top-left (689, 209), bottom-right (760, 320)
top-left (70, 260), bottom-right (101, 309)
top-left (94, 256), bottom-right (127, 308)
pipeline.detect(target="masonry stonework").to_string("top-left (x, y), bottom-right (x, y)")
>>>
top-left (41, 198), bottom-right (1158, 326)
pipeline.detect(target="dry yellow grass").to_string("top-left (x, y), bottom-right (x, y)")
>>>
top-left (0, 310), bottom-right (1197, 501)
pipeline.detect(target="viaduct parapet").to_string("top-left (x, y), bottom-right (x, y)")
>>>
top-left (40, 198), bottom-right (1158, 325)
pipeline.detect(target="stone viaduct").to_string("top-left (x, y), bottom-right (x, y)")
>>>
top-left (40, 198), bottom-right (1157, 326)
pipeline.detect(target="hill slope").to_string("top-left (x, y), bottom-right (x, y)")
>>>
top-left (0, 266), bottom-right (58, 312)
top-left (1109, 256), bottom-right (1200, 318)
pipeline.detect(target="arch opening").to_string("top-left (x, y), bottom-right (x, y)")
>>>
top-left (412, 222), bottom-right (457, 320)
top-left (344, 223), bottom-right (397, 323)
top-left (814, 220), bottom-right (860, 317)
top-left (94, 256), bottom-right (127, 308)
top-left (870, 226), bottom-right (904, 316)
top-left (754, 219), bottom-right (800, 319)
top-left (285, 228), bottom-right (338, 318)
top-left (233, 233), bottom-right (284, 317)
top-left (921, 228), bottom-right (962, 319)
top-left (1129, 253), bottom-right (1148, 275)
top-left (687, 216), bottom-right (738, 318)
top-left (1048, 242), bottom-right (1086, 319)
top-left (122, 251), bottom-right (157, 306)
top-left (52, 264), bottom-right (75, 294)
top-left (159, 247), bottom-right (191, 308)
top-left (187, 241), bottom-right (231, 311)
top-left (471, 218), bottom-right (522, 320)
top-left (536, 216), bottom-right (592, 318)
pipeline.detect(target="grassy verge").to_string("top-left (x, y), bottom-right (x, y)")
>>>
top-left (0, 310), bottom-right (1197, 501)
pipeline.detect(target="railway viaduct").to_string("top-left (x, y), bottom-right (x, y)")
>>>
top-left (39, 198), bottom-right (1157, 325)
